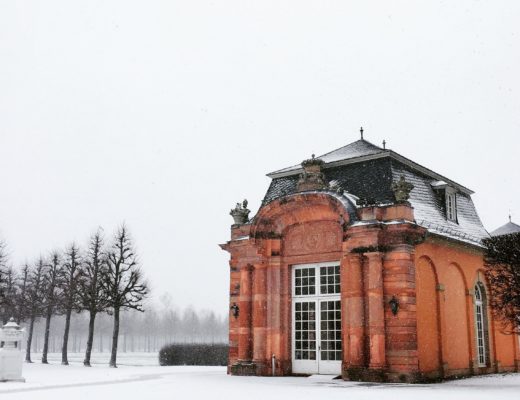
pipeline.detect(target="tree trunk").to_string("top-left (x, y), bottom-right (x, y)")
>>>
top-left (61, 307), bottom-right (73, 365)
top-left (25, 315), bottom-right (36, 363)
top-left (42, 307), bottom-right (53, 364)
top-left (109, 307), bottom-right (120, 368)
top-left (84, 310), bottom-right (97, 367)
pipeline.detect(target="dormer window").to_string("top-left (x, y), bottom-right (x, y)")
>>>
top-left (446, 190), bottom-right (457, 222)
top-left (431, 181), bottom-right (458, 223)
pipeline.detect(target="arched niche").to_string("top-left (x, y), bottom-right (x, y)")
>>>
top-left (443, 262), bottom-right (470, 371)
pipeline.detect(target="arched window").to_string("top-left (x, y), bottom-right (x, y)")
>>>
top-left (474, 282), bottom-right (488, 367)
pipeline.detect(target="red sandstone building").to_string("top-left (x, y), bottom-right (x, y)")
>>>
top-left (221, 136), bottom-right (520, 382)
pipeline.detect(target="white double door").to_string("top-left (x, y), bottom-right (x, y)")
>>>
top-left (292, 263), bottom-right (342, 375)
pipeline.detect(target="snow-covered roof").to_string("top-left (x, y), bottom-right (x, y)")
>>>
top-left (391, 162), bottom-right (488, 246)
top-left (267, 139), bottom-right (473, 195)
top-left (268, 139), bottom-right (385, 176)
top-left (261, 138), bottom-right (489, 247)
top-left (490, 220), bottom-right (520, 237)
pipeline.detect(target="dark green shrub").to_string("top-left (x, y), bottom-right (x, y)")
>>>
top-left (159, 343), bottom-right (228, 366)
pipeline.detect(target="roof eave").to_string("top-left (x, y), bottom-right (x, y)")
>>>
top-left (425, 231), bottom-right (485, 251)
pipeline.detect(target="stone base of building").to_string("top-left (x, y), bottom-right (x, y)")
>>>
top-left (230, 361), bottom-right (258, 376)
top-left (0, 378), bottom-right (25, 383)
top-left (342, 367), bottom-right (428, 383)
top-left (342, 366), bottom-right (520, 383)
top-left (229, 362), bottom-right (520, 382)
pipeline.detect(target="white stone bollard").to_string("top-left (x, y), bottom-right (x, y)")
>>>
top-left (0, 318), bottom-right (25, 382)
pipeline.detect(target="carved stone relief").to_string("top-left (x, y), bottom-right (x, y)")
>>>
top-left (283, 221), bottom-right (341, 256)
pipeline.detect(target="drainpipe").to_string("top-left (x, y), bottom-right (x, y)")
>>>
top-left (271, 354), bottom-right (276, 376)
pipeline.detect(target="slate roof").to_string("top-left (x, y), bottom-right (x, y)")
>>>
top-left (262, 139), bottom-right (489, 247)
top-left (490, 221), bottom-right (520, 237)
top-left (269, 140), bottom-right (386, 176)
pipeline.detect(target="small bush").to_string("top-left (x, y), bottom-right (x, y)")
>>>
top-left (159, 343), bottom-right (229, 366)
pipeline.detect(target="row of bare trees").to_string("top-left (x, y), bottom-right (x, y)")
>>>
top-left (24, 301), bottom-right (228, 356)
top-left (0, 225), bottom-right (148, 368)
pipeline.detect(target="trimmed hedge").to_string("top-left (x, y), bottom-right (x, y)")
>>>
top-left (159, 343), bottom-right (229, 366)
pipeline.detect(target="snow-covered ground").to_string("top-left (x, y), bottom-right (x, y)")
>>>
top-left (1, 353), bottom-right (519, 400)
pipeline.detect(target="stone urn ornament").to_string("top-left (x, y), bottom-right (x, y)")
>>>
top-left (392, 175), bottom-right (414, 203)
top-left (296, 154), bottom-right (329, 192)
top-left (0, 318), bottom-right (25, 382)
top-left (230, 199), bottom-right (250, 225)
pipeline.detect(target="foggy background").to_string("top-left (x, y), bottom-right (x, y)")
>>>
top-left (0, 0), bottom-right (519, 315)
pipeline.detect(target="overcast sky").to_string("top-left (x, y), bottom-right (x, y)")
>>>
top-left (0, 1), bottom-right (519, 314)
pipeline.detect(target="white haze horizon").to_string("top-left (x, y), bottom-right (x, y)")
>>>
top-left (1, 1), bottom-right (519, 315)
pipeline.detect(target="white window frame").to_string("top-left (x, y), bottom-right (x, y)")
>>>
top-left (292, 262), bottom-right (341, 298)
top-left (446, 188), bottom-right (457, 222)
top-left (474, 283), bottom-right (487, 367)
top-left (292, 262), bottom-right (342, 375)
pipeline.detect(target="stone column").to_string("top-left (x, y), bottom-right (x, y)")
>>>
top-left (365, 252), bottom-right (386, 370)
top-left (343, 253), bottom-right (366, 373)
top-left (383, 245), bottom-right (419, 380)
top-left (252, 263), bottom-right (268, 373)
top-left (238, 264), bottom-right (253, 362)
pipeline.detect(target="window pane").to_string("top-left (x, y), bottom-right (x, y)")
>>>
top-left (294, 267), bottom-right (317, 296)
top-left (319, 265), bottom-right (341, 295)
top-left (319, 300), bottom-right (342, 363)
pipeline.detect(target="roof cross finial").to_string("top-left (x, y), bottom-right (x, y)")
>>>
top-left (383, 140), bottom-right (386, 150)
top-left (360, 126), bottom-right (364, 140)
top-left (509, 210), bottom-right (512, 222)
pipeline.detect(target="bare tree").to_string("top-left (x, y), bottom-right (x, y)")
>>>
top-left (42, 251), bottom-right (62, 364)
top-left (59, 243), bottom-right (83, 365)
top-left (484, 233), bottom-right (520, 334)
top-left (181, 306), bottom-right (200, 342)
top-left (159, 293), bottom-right (179, 344)
top-left (79, 229), bottom-right (108, 367)
top-left (15, 264), bottom-right (30, 323)
top-left (0, 266), bottom-right (18, 324)
top-left (104, 225), bottom-right (148, 367)
top-left (24, 258), bottom-right (46, 363)
top-left (0, 240), bottom-right (9, 323)
top-left (0, 240), bottom-right (8, 270)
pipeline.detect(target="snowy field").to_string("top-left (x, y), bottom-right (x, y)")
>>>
top-left (1, 353), bottom-right (519, 400)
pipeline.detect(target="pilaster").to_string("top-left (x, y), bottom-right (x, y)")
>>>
top-left (365, 251), bottom-right (386, 370)
top-left (342, 253), bottom-right (366, 374)
top-left (383, 244), bottom-right (419, 380)
top-left (237, 264), bottom-right (254, 362)
top-left (252, 263), bottom-right (268, 373)
top-left (266, 253), bottom-right (282, 375)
